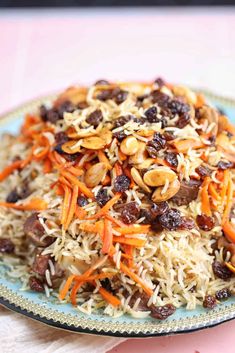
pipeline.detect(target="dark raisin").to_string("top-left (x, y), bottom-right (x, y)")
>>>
top-left (158, 208), bottom-right (182, 231)
top-left (139, 208), bottom-right (155, 224)
top-left (196, 214), bottom-right (215, 231)
top-left (129, 291), bottom-right (149, 311)
top-left (215, 288), bottom-right (231, 301)
top-left (29, 276), bottom-right (44, 292)
top-left (163, 131), bottom-right (175, 141)
top-left (113, 115), bottom-right (132, 128)
top-left (145, 106), bottom-right (159, 123)
top-left (32, 254), bottom-right (50, 276)
top-left (176, 113), bottom-right (190, 128)
top-left (100, 278), bottom-right (113, 293)
top-left (165, 152), bottom-right (178, 167)
top-left (77, 101), bottom-right (88, 109)
top-left (154, 77), bottom-right (165, 88)
top-left (95, 79), bottom-right (110, 86)
top-left (54, 143), bottom-right (64, 155)
top-left (217, 160), bottom-right (234, 170)
top-left (203, 295), bottom-right (217, 309)
top-left (113, 130), bottom-right (127, 142)
top-left (86, 109), bottom-right (103, 127)
top-left (58, 100), bottom-right (76, 118)
top-left (6, 189), bottom-right (20, 203)
top-left (47, 109), bottom-right (60, 124)
top-left (96, 188), bottom-right (110, 207)
top-left (146, 132), bottom-right (166, 157)
top-left (113, 175), bottom-right (130, 193)
top-left (0, 238), bottom-right (15, 253)
top-left (179, 217), bottom-right (195, 230)
top-left (137, 94), bottom-right (149, 102)
top-left (168, 99), bottom-right (190, 115)
top-left (39, 105), bottom-right (48, 121)
top-left (195, 165), bottom-right (211, 178)
top-left (114, 90), bottom-right (128, 105)
top-left (151, 90), bottom-right (170, 107)
top-left (97, 89), bottom-right (113, 101)
top-left (77, 196), bottom-right (88, 207)
top-left (120, 202), bottom-right (140, 224)
top-left (55, 132), bottom-right (69, 144)
top-left (151, 202), bottom-right (169, 217)
top-left (212, 260), bottom-right (233, 280)
top-left (150, 304), bottom-right (176, 320)
top-left (227, 131), bottom-right (234, 138)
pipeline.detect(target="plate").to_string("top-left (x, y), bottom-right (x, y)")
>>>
top-left (0, 90), bottom-right (235, 338)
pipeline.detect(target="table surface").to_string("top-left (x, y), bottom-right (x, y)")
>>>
top-left (0, 8), bottom-right (235, 353)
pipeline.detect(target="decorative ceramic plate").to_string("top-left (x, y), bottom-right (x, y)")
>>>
top-left (0, 90), bottom-right (235, 338)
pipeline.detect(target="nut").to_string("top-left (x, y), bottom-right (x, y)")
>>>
top-left (143, 167), bottom-right (177, 187)
top-left (67, 129), bottom-right (97, 139)
top-left (99, 127), bottom-right (113, 146)
top-left (131, 167), bottom-right (151, 193)
top-left (129, 141), bottom-right (148, 164)
top-left (120, 136), bottom-right (139, 156)
top-left (152, 178), bottom-right (180, 202)
top-left (137, 130), bottom-right (155, 138)
top-left (173, 85), bottom-right (197, 105)
top-left (81, 136), bottom-right (106, 150)
top-left (136, 158), bottom-right (155, 169)
top-left (61, 140), bottom-right (81, 154)
top-left (84, 162), bottom-right (107, 188)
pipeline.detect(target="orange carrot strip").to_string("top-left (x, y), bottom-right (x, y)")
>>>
top-left (59, 176), bottom-right (72, 188)
top-left (225, 262), bottom-right (235, 274)
top-left (43, 158), bottom-right (52, 174)
top-left (105, 214), bottom-right (125, 227)
top-left (102, 218), bottom-right (113, 254)
top-left (170, 139), bottom-right (204, 153)
top-left (88, 193), bottom-right (121, 220)
top-left (0, 160), bottom-right (22, 182)
top-left (118, 149), bottom-right (127, 162)
top-left (120, 262), bottom-right (153, 296)
top-left (60, 170), bottom-right (93, 199)
top-left (201, 177), bottom-right (211, 216)
top-left (79, 221), bottom-right (104, 235)
top-left (75, 206), bottom-right (87, 220)
top-left (123, 167), bottom-right (135, 188)
top-left (222, 178), bottom-right (233, 224)
top-left (98, 150), bottom-right (112, 170)
top-left (113, 225), bottom-right (150, 235)
top-left (59, 275), bottom-right (76, 300)
top-left (114, 162), bottom-right (123, 176)
top-left (75, 272), bottom-right (116, 282)
top-left (67, 166), bottom-right (84, 177)
top-left (222, 221), bottom-right (235, 244)
top-left (221, 170), bottom-right (230, 202)
top-left (208, 182), bottom-right (221, 202)
top-left (64, 185), bottom-right (79, 230)
top-left (61, 185), bottom-right (72, 226)
top-left (113, 236), bottom-right (146, 247)
top-left (102, 174), bottom-right (111, 186)
top-left (98, 287), bottom-right (121, 307)
top-left (0, 198), bottom-right (47, 211)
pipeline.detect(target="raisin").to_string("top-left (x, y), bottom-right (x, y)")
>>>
top-left (54, 143), bottom-right (64, 155)
top-left (29, 276), bottom-right (44, 292)
top-left (57, 100), bottom-right (76, 119)
top-left (212, 260), bottom-right (233, 280)
top-left (146, 132), bottom-right (166, 157)
top-left (158, 208), bottom-right (182, 231)
top-left (46, 109), bottom-right (60, 124)
top-left (86, 109), bottom-right (103, 127)
top-left (77, 196), bottom-right (88, 207)
top-left (165, 152), bottom-right (178, 168)
top-left (196, 214), bottom-right (215, 231)
top-left (120, 202), bottom-right (140, 224)
top-left (217, 160), bottom-right (233, 170)
top-left (176, 113), bottom-right (190, 128)
top-left (154, 77), bottom-right (165, 88)
top-left (137, 94), bottom-right (149, 103)
top-left (113, 130), bottom-right (127, 142)
top-left (0, 238), bottom-right (15, 253)
top-left (39, 105), bottom-right (48, 122)
top-left (151, 90), bottom-right (170, 107)
top-left (215, 288), bottom-right (231, 301)
top-left (113, 115), bottom-right (132, 128)
top-left (145, 106), bottom-right (159, 123)
top-left (150, 304), bottom-right (176, 320)
top-left (203, 295), bottom-right (217, 309)
top-left (168, 99), bottom-right (190, 115)
top-left (6, 189), bottom-right (20, 203)
top-left (95, 79), bottom-right (110, 85)
top-left (96, 188), bottom-right (110, 207)
top-left (139, 208), bottom-right (155, 224)
top-left (151, 202), bottom-right (169, 217)
top-left (114, 90), bottom-right (128, 105)
top-left (100, 278), bottom-right (113, 293)
top-left (179, 217), bottom-right (195, 230)
top-left (163, 131), bottom-right (175, 141)
top-left (113, 175), bottom-right (130, 193)
top-left (55, 132), bottom-right (69, 144)
top-left (195, 165), bottom-right (211, 178)
top-left (32, 254), bottom-right (50, 276)
top-left (97, 89), bottom-right (113, 101)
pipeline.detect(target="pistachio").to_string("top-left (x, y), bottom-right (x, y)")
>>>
top-left (84, 162), bottom-right (107, 188)
top-left (173, 85), bottom-right (197, 105)
top-left (143, 167), bottom-right (177, 187)
top-left (131, 167), bottom-right (151, 193)
top-left (152, 179), bottom-right (180, 202)
top-left (120, 136), bottom-right (139, 156)
top-left (81, 136), bottom-right (106, 150)
top-left (61, 140), bottom-right (81, 154)
top-left (129, 141), bottom-right (148, 164)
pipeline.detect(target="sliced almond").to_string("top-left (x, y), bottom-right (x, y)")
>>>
top-left (131, 167), bottom-right (151, 193)
top-left (61, 140), bottom-right (81, 154)
top-left (81, 136), bottom-right (106, 150)
top-left (120, 136), bottom-right (139, 156)
top-left (136, 158), bottom-right (155, 169)
top-left (99, 127), bottom-right (113, 146)
top-left (137, 130), bottom-right (155, 137)
top-left (68, 129), bottom-right (97, 139)
top-left (152, 179), bottom-right (180, 202)
top-left (143, 167), bottom-right (177, 187)
top-left (129, 141), bottom-right (148, 164)
top-left (84, 162), bottom-right (107, 188)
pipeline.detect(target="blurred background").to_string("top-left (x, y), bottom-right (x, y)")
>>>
top-left (0, 4), bottom-right (234, 115)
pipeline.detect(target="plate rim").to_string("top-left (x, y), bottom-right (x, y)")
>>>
top-left (0, 89), bottom-right (235, 338)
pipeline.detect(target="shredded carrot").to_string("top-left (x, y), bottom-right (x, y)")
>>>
top-left (208, 182), bottom-right (221, 202)
top-left (0, 198), bottom-right (47, 211)
top-left (102, 174), bottom-right (111, 186)
top-left (201, 177), bottom-right (211, 216)
top-left (113, 236), bottom-right (146, 247)
top-left (123, 167), bottom-right (135, 188)
top-left (222, 178), bottom-right (233, 224)
top-left (225, 262), bottom-right (235, 274)
top-left (67, 166), bottom-right (84, 177)
top-left (75, 272), bottom-right (116, 283)
top-left (221, 170), bottom-right (230, 202)
top-left (120, 262), bottom-right (153, 296)
top-left (79, 221), bottom-right (104, 235)
top-left (64, 185), bottom-right (79, 230)
top-left (60, 170), bottom-right (93, 199)
top-left (43, 158), bottom-right (52, 174)
top-left (102, 218), bottom-right (113, 254)
top-left (170, 139), bottom-right (204, 153)
top-left (61, 185), bottom-right (72, 226)
top-left (114, 162), bottom-right (123, 176)
top-left (118, 149), bottom-right (127, 161)
top-left (55, 184), bottom-right (64, 196)
top-left (33, 142), bottom-right (50, 160)
top-left (98, 150), bottom-right (112, 170)
top-left (123, 244), bottom-right (134, 268)
top-left (59, 176), bottom-right (72, 188)
top-left (104, 214), bottom-right (125, 227)
top-left (75, 206), bottom-right (87, 220)
top-left (223, 221), bottom-right (235, 244)
top-left (98, 287), bottom-right (121, 307)
top-left (113, 224), bottom-right (150, 235)
top-left (59, 275), bottom-right (76, 300)
top-left (0, 160), bottom-right (22, 182)
top-left (88, 193), bottom-right (121, 219)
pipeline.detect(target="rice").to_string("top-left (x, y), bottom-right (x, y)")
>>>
top-left (0, 79), bottom-right (235, 321)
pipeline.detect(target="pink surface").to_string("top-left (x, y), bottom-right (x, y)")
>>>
top-left (0, 8), bottom-right (235, 353)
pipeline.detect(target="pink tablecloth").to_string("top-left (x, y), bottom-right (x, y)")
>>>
top-left (0, 8), bottom-right (235, 353)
